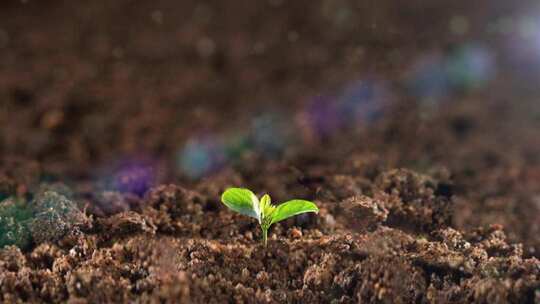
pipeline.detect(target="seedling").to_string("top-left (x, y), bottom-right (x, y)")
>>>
top-left (221, 188), bottom-right (319, 246)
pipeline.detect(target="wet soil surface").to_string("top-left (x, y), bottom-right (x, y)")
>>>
top-left (1, 1), bottom-right (539, 303)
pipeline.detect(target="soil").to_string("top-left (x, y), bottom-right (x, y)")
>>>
top-left (1, 1), bottom-right (539, 303)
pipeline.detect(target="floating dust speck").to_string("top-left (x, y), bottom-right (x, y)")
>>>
top-left (112, 47), bottom-right (124, 59)
top-left (197, 37), bottom-right (216, 58)
top-left (449, 15), bottom-right (469, 36)
top-left (253, 42), bottom-right (266, 55)
top-left (151, 10), bottom-right (164, 25)
top-left (287, 31), bottom-right (299, 42)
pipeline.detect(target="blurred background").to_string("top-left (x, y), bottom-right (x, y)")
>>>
top-left (1, 1), bottom-right (540, 255)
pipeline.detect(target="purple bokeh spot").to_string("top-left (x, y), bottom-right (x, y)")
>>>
top-left (304, 95), bottom-right (342, 138)
top-left (338, 79), bottom-right (389, 124)
top-left (112, 158), bottom-right (157, 196)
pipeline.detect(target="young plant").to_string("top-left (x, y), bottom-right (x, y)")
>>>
top-left (221, 188), bottom-right (319, 246)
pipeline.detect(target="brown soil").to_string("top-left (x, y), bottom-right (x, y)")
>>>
top-left (1, 1), bottom-right (539, 303)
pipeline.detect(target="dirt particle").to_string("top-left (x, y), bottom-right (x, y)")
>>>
top-left (290, 227), bottom-right (303, 239)
top-left (341, 196), bottom-right (388, 231)
top-left (30, 191), bottom-right (90, 245)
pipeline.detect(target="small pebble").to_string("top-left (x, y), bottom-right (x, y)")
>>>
top-left (290, 228), bottom-right (303, 239)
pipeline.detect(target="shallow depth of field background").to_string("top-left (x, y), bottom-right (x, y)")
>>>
top-left (1, 1), bottom-right (540, 254)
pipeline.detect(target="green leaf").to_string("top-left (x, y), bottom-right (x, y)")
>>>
top-left (259, 194), bottom-right (275, 219)
top-left (260, 194), bottom-right (271, 209)
top-left (270, 199), bottom-right (319, 224)
top-left (221, 188), bottom-right (260, 219)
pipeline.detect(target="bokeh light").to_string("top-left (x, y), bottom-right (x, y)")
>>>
top-left (111, 157), bottom-right (157, 196)
top-left (249, 112), bottom-right (292, 157)
top-left (302, 95), bottom-right (342, 139)
top-left (406, 52), bottom-right (451, 103)
top-left (445, 43), bottom-right (496, 91)
top-left (405, 43), bottom-right (496, 104)
top-left (177, 136), bottom-right (226, 179)
top-left (501, 15), bottom-right (540, 74)
top-left (176, 112), bottom-right (297, 179)
top-left (337, 79), bottom-right (391, 126)
top-left (223, 132), bottom-right (252, 161)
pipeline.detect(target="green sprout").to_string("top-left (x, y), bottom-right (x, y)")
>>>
top-left (221, 188), bottom-right (319, 246)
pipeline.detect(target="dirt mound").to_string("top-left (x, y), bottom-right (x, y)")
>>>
top-left (0, 168), bottom-right (538, 303)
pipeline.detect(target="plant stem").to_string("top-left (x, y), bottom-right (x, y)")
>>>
top-left (262, 227), bottom-right (268, 247)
